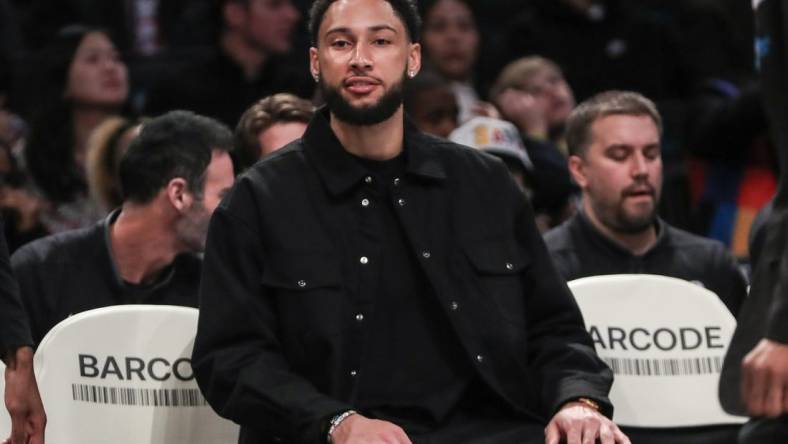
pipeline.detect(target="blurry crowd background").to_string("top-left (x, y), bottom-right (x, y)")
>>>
top-left (0, 0), bottom-right (774, 266)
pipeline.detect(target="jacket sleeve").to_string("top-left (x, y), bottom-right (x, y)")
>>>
top-left (191, 178), bottom-right (350, 443)
top-left (503, 167), bottom-right (614, 418)
top-left (0, 217), bottom-right (33, 358)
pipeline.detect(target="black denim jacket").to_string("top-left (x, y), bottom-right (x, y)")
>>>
top-left (193, 108), bottom-right (612, 443)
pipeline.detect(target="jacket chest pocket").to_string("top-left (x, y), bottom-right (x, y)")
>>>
top-left (464, 240), bottom-right (530, 327)
top-left (261, 250), bottom-right (347, 337)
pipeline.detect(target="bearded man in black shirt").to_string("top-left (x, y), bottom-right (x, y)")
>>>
top-left (192, 1), bottom-right (628, 443)
top-left (11, 110), bottom-right (235, 345)
top-left (544, 91), bottom-right (747, 444)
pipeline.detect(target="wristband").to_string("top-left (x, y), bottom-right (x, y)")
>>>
top-left (327, 410), bottom-right (357, 443)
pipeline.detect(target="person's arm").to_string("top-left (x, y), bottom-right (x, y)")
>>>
top-left (4, 346), bottom-right (45, 444)
top-left (191, 177), bottom-right (351, 443)
top-left (0, 217), bottom-right (45, 444)
top-left (501, 165), bottom-right (627, 442)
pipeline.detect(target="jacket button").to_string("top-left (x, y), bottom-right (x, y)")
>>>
top-left (422, 250), bottom-right (431, 259)
top-left (297, 280), bottom-right (307, 288)
top-left (450, 301), bottom-right (459, 311)
top-left (355, 313), bottom-right (364, 322)
top-left (350, 370), bottom-right (358, 377)
top-left (393, 177), bottom-right (401, 186)
top-left (359, 256), bottom-right (369, 265)
top-left (361, 198), bottom-right (370, 207)
top-left (365, 176), bottom-right (373, 184)
top-left (397, 198), bottom-right (406, 207)
top-left (505, 262), bottom-right (514, 270)
top-left (476, 354), bottom-right (484, 363)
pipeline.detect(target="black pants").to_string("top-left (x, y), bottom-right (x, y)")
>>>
top-left (739, 416), bottom-right (788, 444)
top-left (620, 424), bottom-right (740, 444)
top-left (410, 417), bottom-right (545, 444)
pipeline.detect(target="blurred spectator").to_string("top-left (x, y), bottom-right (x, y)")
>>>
top-left (403, 70), bottom-right (459, 139)
top-left (502, 0), bottom-right (690, 104)
top-left (420, 0), bottom-right (498, 123)
top-left (448, 116), bottom-right (536, 201)
top-left (85, 116), bottom-right (142, 213)
top-left (450, 116), bottom-right (574, 231)
top-left (11, 110), bottom-right (235, 345)
top-left (15, 0), bottom-right (205, 56)
top-left (145, 0), bottom-right (313, 127)
top-left (234, 92), bottom-right (314, 172)
top-left (685, 82), bottom-right (777, 261)
top-left (492, 56), bottom-right (576, 154)
top-left (21, 25), bottom-right (130, 238)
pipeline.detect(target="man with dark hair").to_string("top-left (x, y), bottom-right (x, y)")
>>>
top-left (11, 110), bottom-right (235, 344)
top-left (193, 1), bottom-right (627, 443)
top-left (544, 91), bottom-right (747, 443)
top-left (145, 0), bottom-right (313, 127)
top-left (234, 92), bottom-right (315, 172)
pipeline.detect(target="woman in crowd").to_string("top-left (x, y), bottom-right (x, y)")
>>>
top-left (420, 0), bottom-right (496, 123)
top-left (23, 25), bottom-right (130, 234)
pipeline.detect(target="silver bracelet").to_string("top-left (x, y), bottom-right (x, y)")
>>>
top-left (327, 410), bottom-right (357, 443)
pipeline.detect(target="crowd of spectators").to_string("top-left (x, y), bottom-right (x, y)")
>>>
top-left (0, 0), bottom-right (770, 264)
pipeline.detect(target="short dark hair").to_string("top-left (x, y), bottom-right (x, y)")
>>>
top-left (235, 93), bottom-right (314, 171)
top-left (119, 110), bottom-right (233, 204)
top-left (565, 90), bottom-right (662, 157)
top-left (308, 0), bottom-right (421, 46)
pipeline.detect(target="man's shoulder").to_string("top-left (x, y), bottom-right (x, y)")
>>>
top-left (11, 224), bottom-right (103, 270)
top-left (544, 217), bottom-right (581, 253)
top-left (662, 223), bottom-right (730, 255)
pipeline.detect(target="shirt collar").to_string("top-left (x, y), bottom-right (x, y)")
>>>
top-left (302, 107), bottom-right (446, 196)
top-left (577, 209), bottom-right (666, 258)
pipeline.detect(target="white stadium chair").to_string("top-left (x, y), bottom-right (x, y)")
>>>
top-left (568, 274), bottom-right (748, 428)
top-left (0, 361), bottom-right (9, 439)
top-left (34, 305), bottom-right (239, 444)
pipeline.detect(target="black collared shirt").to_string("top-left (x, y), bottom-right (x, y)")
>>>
top-left (348, 153), bottom-right (474, 433)
top-left (544, 212), bottom-right (747, 316)
top-left (193, 108), bottom-right (613, 444)
top-left (11, 210), bottom-right (202, 345)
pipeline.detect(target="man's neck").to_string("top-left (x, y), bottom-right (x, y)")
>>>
top-left (583, 202), bottom-right (657, 256)
top-left (109, 205), bottom-right (180, 285)
top-left (221, 31), bottom-right (268, 81)
top-left (330, 107), bottom-right (405, 160)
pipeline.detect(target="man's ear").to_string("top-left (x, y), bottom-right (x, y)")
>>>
top-left (407, 42), bottom-right (422, 78)
top-left (166, 178), bottom-right (192, 213)
top-left (310, 47), bottom-right (320, 81)
top-left (568, 154), bottom-right (589, 189)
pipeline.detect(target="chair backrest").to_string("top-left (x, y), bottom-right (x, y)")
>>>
top-left (0, 361), bottom-right (9, 439)
top-left (34, 305), bottom-right (239, 444)
top-left (568, 274), bottom-right (748, 428)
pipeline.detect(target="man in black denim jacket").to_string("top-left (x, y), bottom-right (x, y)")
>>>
top-left (192, 1), bottom-right (627, 443)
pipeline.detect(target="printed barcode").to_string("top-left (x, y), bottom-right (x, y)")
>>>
top-left (603, 356), bottom-right (723, 376)
top-left (71, 384), bottom-right (208, 407)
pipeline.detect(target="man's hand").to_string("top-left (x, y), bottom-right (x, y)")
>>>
top-left (3, 347), bottom-right (46, 444)
top-left (495, 88), bottom-right (549, 138)
top-left (329, 413), bottom-right (411, 444)
top-left (741, 338), bottom-right (788, 417)
top-left (545, 402), bottom-right (629, 444)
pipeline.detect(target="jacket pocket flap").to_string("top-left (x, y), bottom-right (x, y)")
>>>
top-left (261, 250), bottom-right (342, 290)
top-left (464, 240), bottom-right (530, 275)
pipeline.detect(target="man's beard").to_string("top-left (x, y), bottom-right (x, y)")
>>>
top-left (320, 72), bottom-right (406, 126)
